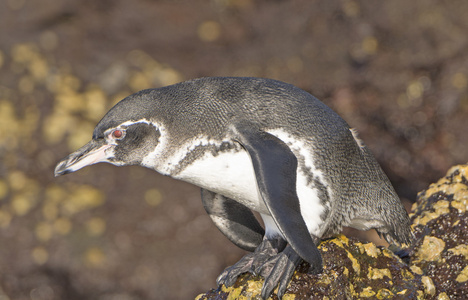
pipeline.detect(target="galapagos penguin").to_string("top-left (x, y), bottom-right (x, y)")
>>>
top-left (55, 77), bottom-right (413, 299)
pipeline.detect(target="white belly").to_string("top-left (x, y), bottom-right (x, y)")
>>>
top-left (175, 149), bottom-right (268, 213)
top-left (175, 146), bottom-right (328, 237)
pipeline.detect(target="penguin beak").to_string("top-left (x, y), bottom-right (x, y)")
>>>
top-left (54, 140), bottom-right (113, 177)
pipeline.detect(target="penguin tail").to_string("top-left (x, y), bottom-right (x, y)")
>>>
top-left (377, 218), bottom-right (415, 248)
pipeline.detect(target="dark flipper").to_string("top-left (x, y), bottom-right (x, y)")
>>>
top-left (201, 188), bottom-right (264, 252)
top-left (232, 124), bottom-right (323, 273)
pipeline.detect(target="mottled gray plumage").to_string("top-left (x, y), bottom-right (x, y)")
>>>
top-left (55, 77), bottom-right (413, 300)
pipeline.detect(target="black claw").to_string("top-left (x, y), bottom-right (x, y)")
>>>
top-left (260, 245), bottom-right (302, 300)
top-left (217, 238), bottom-right (303, 300)
top-left (277, 258), bottom-right (298, 299)
top-left (217, 237), bottom-right (286, 288)
top-left (217, 255), bottom-right (253, 287)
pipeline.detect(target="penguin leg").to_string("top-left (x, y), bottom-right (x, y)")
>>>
top-left (201, 188), bottom-right (264, 252)
top-left (216, 236), bottom-right (287, 287)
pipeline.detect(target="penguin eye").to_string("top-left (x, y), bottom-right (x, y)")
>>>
top-left (112, 129), bottom-right (125, 139)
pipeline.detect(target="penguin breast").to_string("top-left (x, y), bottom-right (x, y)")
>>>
top-left (174, 146), bottom-right (269, 214)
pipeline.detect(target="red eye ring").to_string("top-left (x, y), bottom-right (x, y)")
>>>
top-left (112, 129), bottom-right (123, 138)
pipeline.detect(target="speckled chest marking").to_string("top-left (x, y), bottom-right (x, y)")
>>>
top-left (155, 129), bottom-right (331, 237)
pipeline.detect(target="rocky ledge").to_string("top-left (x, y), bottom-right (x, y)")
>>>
top-left (197, 164), bottom-right (468, 299)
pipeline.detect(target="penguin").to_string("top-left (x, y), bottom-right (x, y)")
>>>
top-left (54, 77), bottom-right (413, 299)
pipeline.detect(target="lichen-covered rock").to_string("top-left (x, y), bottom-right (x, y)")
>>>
top-left (197, 164), bottom-right (468, 300)
top-left (409, 164), bottom-right (468, 299)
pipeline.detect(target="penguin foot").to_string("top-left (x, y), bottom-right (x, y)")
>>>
top-left (217, 237), bottom-right (304, 299)
top-left (216, 237), bottom-right (286, 288)
top-left (259, 245), bottom-right (302, 300)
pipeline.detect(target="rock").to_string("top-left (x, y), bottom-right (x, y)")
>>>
top-left (197, 164), bottom-right (468, 299)
top-left (409, 164), bottom-right (468, 299)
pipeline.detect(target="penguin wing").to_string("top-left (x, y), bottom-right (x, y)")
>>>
top-left (201, 188), bottom-right (264, 252)
top-left (232, 124), bottom-right (322, 270)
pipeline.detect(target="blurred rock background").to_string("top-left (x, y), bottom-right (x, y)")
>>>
top-left (0, 0), bottom-right (467, 299)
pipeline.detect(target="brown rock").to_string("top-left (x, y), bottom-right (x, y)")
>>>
top-left (197, 164), bottom-right (468, 299)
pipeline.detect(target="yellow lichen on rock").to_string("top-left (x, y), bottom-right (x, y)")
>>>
top-left (225, 287), bottom-right (243, 300)
top-left (245, 279), bottom-right (264, 298)
top-left (362, 242), bottom-right (381, 258)
top-left (317, 273), bottom-right (332, 285)
top-left (437, 292), bottom-right (450, 300)
top-left (282, 294), bottom-right (295, 300)
top-left (432, 200), bottom-right (450, 215)
top-left (221, 283), bottom-right (247, 300)
top-left (448, 245), bottom-right (468, 260)
top-left (451, 198), bottom-right (467, 213)
top-left (360, 286), bottom-right (376, 297)
top-left (375, 288), bottom-right (394, 299)
top-left (338, 234), bottom-right (350, 245)
top-left (368, 266), bottom-right (392, 280)
top-left (421, 276), bottom-right (436, 296)
top-left (346, 250), bottom-right (361, 275)
top-left (423, 165), bottom-right (468, 204)
top-left (456, 266), bottom-right (468, 283)
top-left (414, 236), bottom-right (445, 262)
top-left (401, 269), bottom-right (415, 280)
top-left (396, 289), bottom-right (408, 295)
top-left (410, 265), bottom-right (423, 275)
top-left (194, 294), bottom-right (203, 300)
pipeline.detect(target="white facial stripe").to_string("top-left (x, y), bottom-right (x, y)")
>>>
top-left (118, 118), bottom-right (159, 128)
top-left (266, 128), bottom-right (329, 236)
top-left (140, 125), bottom-right (168, 172)
top-left (103, 118), bottom-right (166, 170)
top-left (102, 119), bottom-right (159, 141)
top-left (104, 118), bottom-right (160, 137)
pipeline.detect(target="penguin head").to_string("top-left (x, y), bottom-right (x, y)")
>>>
top-left (54, 96), bottom-right (163, 177)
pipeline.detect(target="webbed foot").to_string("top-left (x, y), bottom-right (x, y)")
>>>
top-left (217, 237), bottom-right (313, 299)
top-left (216, 237), bottom-right (286, 287)
top-left (259, 245), bottom-right (302, 299)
